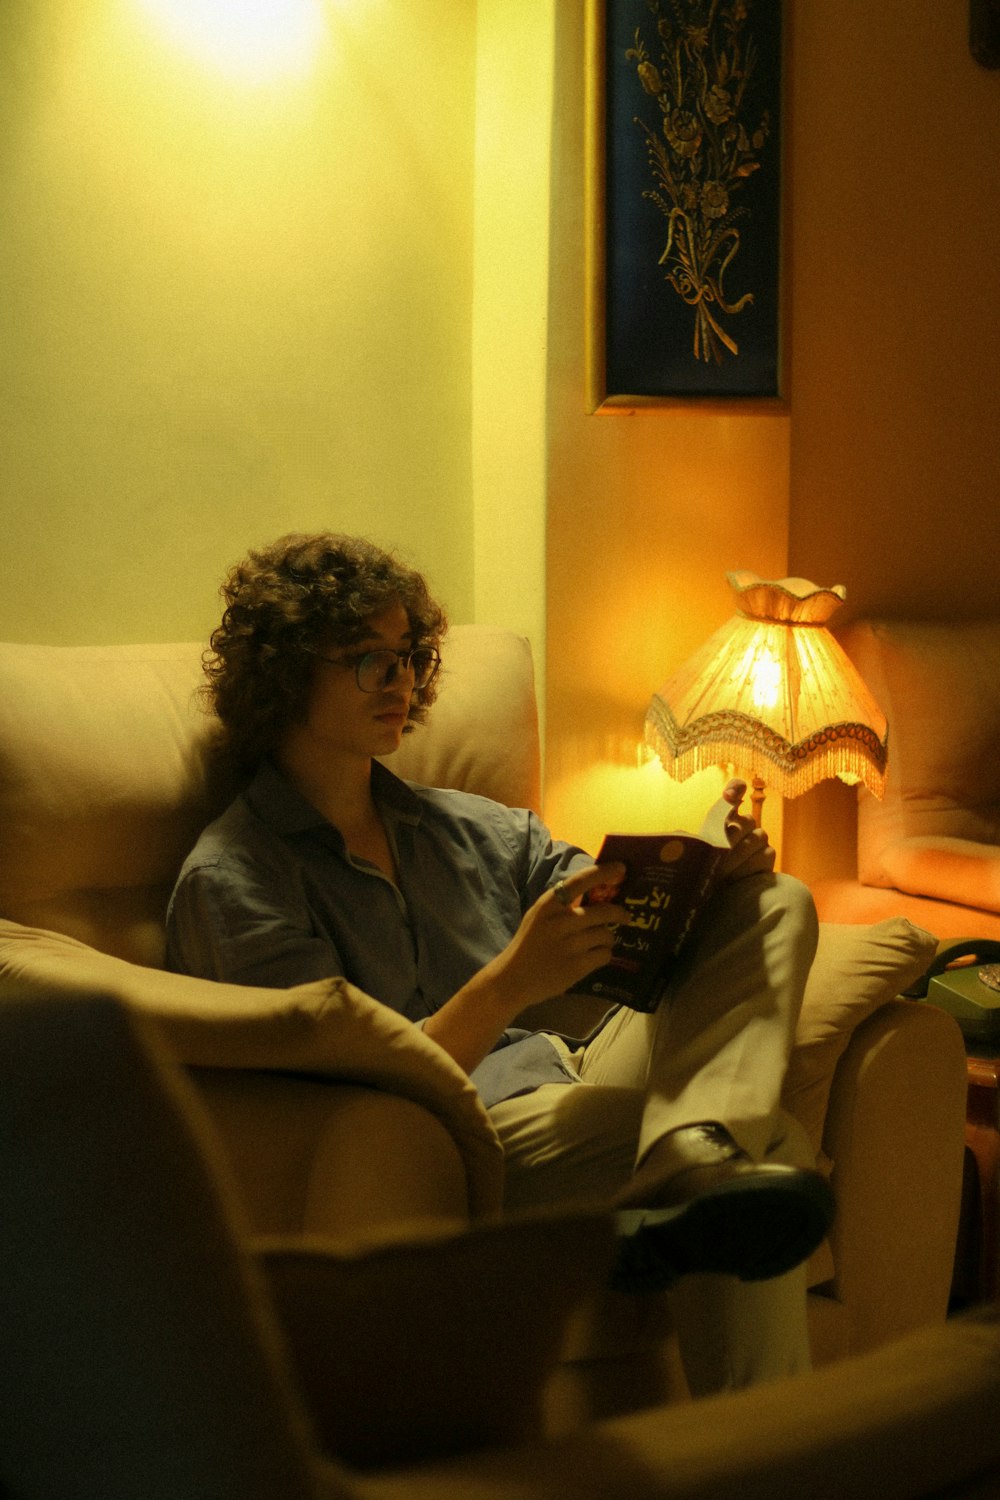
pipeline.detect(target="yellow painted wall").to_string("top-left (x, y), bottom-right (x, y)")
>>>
top-left (0, 0), bottom-right (477, 645)
top-left (470, 0), bottom-right (553, 699)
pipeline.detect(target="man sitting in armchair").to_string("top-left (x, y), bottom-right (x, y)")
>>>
top-left (165, 531), bottom-right (833, 1396)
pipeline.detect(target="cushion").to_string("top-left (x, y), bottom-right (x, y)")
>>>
top-left (258, 1209), bottom-right (615, 1468)
top-left (385, 624), bottom-right (541, 811)
top-left (0, 640), bottom-right (231, 964)
top-left (813, 876), bottom-right (1000, 941)
top-left (0, 627), bottom-right (540, 965)
top-left (0, 919), bottom-right (504, 1217)
top-left (376, 1307), bottom-right (1000, 1500)
top-left (782, 918), bottom-right (939, 1160)
top-left (839, 620), bottom-right (1000, 889)
top-left (876, 836), bottom-right (1000, 916)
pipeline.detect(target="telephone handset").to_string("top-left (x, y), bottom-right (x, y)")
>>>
top-left (903, 939), bottom-right (1000, 998)
top-left (905, 938), bottom-right (1000, 1052)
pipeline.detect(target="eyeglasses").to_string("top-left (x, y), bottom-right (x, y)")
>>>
top-left (308, 645), bottom-right (442, 693)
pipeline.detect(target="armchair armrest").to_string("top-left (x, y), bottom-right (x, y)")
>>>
top-left (876, 836), bottom-right (1000, 913)
top-left (820, 997), bottom-right (967, 1353)
top-left (0, 918), bottom-right (504, 1216)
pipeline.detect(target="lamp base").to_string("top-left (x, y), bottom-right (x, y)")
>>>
top-left (750, 775), bottom-right (766, 829)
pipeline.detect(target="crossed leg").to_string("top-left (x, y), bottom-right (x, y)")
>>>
top-left (490, 872), bottom-right (822, 1394)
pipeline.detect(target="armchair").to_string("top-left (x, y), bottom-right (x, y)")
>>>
top-left (814, 617), bottom-right (1000, 939)
top-left (0, 626), bottom-right (968, 1424)
top-left (3, 986), bottom-right (999, 1500)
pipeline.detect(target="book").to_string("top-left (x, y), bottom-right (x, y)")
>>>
top-left (570, 795), bottom-right (735, 1013)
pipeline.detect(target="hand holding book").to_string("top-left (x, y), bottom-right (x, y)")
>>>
top-left (707, 778), bottom-right (775, 883)
top-left (571, 779), bottom-right (774, 1013)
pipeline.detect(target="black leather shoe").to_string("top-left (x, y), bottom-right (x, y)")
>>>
top-left (611, 1162), bottom-right (834, 1294)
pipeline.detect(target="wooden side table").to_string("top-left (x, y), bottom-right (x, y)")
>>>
top-left (957, 1054), bottom-right (1000, 1303)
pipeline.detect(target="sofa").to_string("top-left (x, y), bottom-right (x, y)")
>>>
top-left (0, 626), bottom-right (969, 1425)
top-left (4, 985), bottom-right (1000, 1500)
top-left (814, 617), bottom-right (1000, 940)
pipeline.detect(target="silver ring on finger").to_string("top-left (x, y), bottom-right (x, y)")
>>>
top-left (553, 880), bottom-right (573, 907)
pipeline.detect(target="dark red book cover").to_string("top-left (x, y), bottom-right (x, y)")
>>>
top-left (572, 832), bottom-right (728, 1012)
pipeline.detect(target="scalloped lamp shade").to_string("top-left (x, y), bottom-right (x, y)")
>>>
top-left (645, 572), bottom-right (888, 804)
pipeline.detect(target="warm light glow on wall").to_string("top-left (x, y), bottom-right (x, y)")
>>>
top-left (136, 0), bottom-right (327, 83)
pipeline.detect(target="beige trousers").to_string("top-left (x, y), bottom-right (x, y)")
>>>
top-left (489, 871), bottom-right (819, 1396)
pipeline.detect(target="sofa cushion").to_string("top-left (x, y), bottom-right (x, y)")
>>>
top-left (840, 619), bottom-right (1000, 905)
top-left (813, 876), bottom-right (1000, 942)
top-left (781, 918), bottom-right (939, 1161)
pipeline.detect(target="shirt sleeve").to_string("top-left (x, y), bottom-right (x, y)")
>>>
top-left (518, 810), bottom-right (595, 909)
top-left (165, 856), bottom-right (347, 990)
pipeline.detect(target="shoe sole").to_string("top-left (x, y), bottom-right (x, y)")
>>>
top-left (611, 1171), bottom-right (834, 1294)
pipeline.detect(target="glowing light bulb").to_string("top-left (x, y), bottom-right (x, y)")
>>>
top-left (138, 0), bottom-right (326, 83)
top-left (746, 646), bottom-right (782, 710)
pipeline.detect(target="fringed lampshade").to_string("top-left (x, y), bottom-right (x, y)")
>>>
top-left (645, 572), bottom-right (888, 821)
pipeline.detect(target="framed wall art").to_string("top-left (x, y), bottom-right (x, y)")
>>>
top-left (586, 0), bottom-right (785, 409)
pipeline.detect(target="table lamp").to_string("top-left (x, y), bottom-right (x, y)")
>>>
top-left (644, 572), bottom-right (888, 827)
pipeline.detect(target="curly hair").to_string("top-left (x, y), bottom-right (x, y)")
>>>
top-left (203, 533), bottom-right (448, 775)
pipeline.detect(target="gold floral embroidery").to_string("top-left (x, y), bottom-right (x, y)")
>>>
top-left (624, 1), bottom-right (772, 364)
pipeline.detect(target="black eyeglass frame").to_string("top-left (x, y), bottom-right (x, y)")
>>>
top-left (306, 645), bottom-right (442, 694)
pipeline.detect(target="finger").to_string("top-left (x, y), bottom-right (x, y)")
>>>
top-left (727, 828), bottom-right (771, 866)
top-left (550, 862), bottom-right (626, 910)
top-left (577, 899), bottom-right (631, 932)
top-left (725, 845), bottom-right (776, 881)
top-left (722, 777), bottom-right (747, 807)
top-left (725, 813), bottom-right (756, 848)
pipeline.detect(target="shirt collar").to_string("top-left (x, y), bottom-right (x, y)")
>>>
top-left (245, 758), bottom-right (422, 837)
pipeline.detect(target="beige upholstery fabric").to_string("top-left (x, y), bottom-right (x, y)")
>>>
top-left (0, 626), bottom-right (540, 968)
top-left (818, 998), bottom-right (967, 1354)
top-left (0, 989), bottom-right (328, 1500)
top-left (841, 619), bottom-right (1000, 911)
top-left (781, 918), bottom-right (938, 1160)
top-left (359, 1306), bottom-right (1000, 1500)
top-left (261, 1214), bottom-right (615, 1468)
top-left (2, 986), bottom-right (995, 1500)
top-left (0, 640), bottom-right (230, 965)
top-left (812, 875), bottom-right (1000, 941)
top-left (385, 625), bottom-right (542, 812)
top-left (0, 919), bottom-right (504, 1218)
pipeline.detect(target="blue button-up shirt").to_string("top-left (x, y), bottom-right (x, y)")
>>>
top-left (165, 761), bottom-right (594, 1104)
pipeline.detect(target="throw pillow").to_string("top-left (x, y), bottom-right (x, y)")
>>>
top-left (782, 918), bottom-right (938, 1160)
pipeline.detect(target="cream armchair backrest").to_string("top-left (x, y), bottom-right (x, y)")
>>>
top-left (822, 618), bottom-right (1000, 937)
top-left (845, 619), bottom-right (1000, 880)
top-left (0, 626), bottom-right (541, 967)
